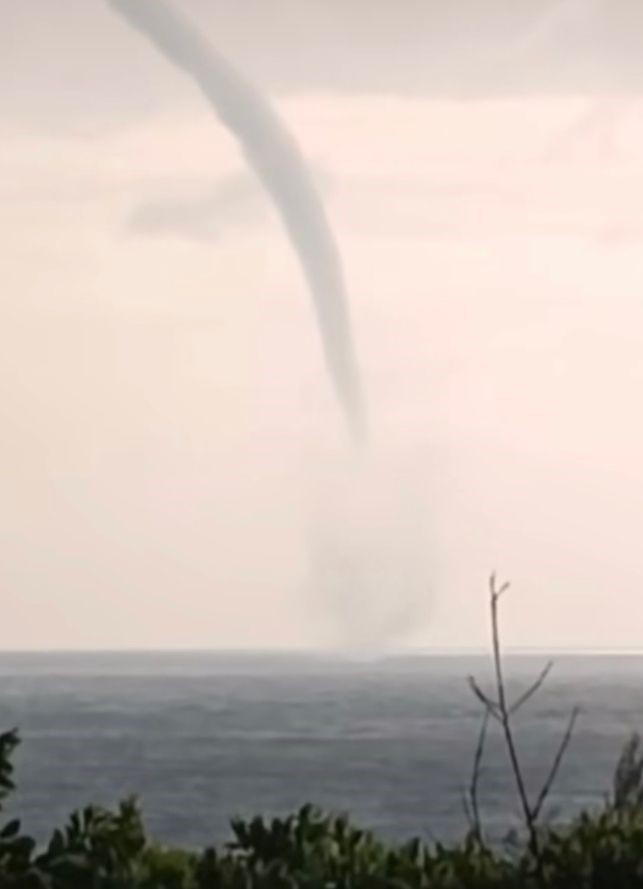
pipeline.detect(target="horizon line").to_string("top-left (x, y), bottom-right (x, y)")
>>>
top-left (1, 646), bottom-right (643, 658)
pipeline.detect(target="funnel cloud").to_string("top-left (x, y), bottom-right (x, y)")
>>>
top-left (107, 0), bottom-right (366, 441)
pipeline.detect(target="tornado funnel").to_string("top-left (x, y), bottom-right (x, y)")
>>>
top-left (107, 0), bottom-right (367, 441)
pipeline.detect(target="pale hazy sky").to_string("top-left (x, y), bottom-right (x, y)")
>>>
top-left (3, 1), bottom-right (643, 651)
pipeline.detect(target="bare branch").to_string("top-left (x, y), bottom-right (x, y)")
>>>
top-left (488, 577), bottom-right (537, 849)
top-left (466, 709), bottom-right (489, 844)
top-left (462, 789), bottom-right (473, 832)
top-left (489, 573), bottom-right (510, 600)
top-left (532, 707), bottom-right (580, 822)
top-left (468, 573), bottom-right (581, 875)
top-left (467, 676), bottom-right (501, 722)
top-left (510, 662), bottom-right (554, 715)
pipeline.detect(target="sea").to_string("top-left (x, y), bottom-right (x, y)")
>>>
top-left (0, 652), bottom-right (641, 848)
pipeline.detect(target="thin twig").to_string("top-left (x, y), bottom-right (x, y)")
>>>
top-left (467, 709), bottom-right (490, 843)
top-left (462, 790), bottom-right (473, 833)
top-left (467, 676), bottom-right (501, 722)
top-left (490, 572), bottom-right (510, 598)
top-left (510, 661), bottom-right (554, 715)
top-left (532, 707), bottom-right (580, 821)
top-left (488, 575), bottom-right (538, 851)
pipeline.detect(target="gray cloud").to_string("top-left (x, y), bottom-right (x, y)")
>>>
top-left (4, 1), bottom-right (643, 135)
top-left (126, 165), bottom-right (333, 243)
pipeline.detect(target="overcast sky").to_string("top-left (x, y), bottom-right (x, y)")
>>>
top-left (3, 1), bottom-right (643, 651)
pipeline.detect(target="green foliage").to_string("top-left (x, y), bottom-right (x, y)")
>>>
top-left (0, 731), bottom-right (19, 811)
top-left (613, 732), bottom-right (643, 812)
top-left (33, 798), bottom-right (146, 887)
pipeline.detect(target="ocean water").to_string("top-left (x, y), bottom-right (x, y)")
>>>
top-left (0, 652), bottom-right (641, 848)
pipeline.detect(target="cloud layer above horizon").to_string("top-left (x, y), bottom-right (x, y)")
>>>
top-left (4, 0), bottom-right (643, 134)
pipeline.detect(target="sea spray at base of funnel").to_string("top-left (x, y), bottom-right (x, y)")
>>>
top-left (106, 0), bottom-right (366, 442)
top-left (304, 447), bottom-right (433, 652)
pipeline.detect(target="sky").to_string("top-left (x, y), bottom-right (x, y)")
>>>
top-left (3, 1), bottom-right (643, 651)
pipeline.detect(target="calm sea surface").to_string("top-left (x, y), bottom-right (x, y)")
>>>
top-left (0, 653), bottom-right (641, 846)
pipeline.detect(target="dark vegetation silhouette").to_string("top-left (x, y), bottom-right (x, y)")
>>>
top-left (1, 577), bottom-right (643, 887)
